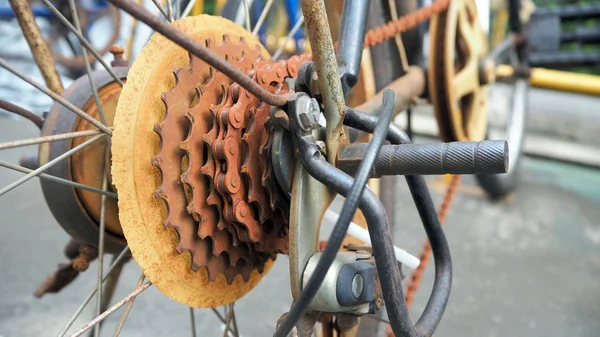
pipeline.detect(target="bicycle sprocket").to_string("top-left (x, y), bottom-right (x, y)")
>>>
top-left (112, 15), bottom-right (306, 308)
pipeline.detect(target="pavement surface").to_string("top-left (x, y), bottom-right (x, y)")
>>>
top-left (0, 114), bottom-right (599, 337)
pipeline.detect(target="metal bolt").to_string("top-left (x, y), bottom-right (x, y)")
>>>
top-left (351, 274), bottom-right (363, 298)
top-left (295, 96), bottom-right (322, 132)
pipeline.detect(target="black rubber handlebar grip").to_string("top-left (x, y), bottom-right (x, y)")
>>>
top-left (337, 140), bottom-right (509, 177)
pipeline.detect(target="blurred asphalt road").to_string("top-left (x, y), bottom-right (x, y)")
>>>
top-left (0, 115), bottom-right (599, 336)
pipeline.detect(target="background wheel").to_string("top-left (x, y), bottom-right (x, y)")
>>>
top-left (476, 74), bottom-right (528, 199)
top-left (476, 0), bottom-right (529, 199)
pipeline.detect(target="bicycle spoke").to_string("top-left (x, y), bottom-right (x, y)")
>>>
top-left (93, 167), bottom-right (109, 337)
top-left (0, 134), bottom-right (103, 196)
top-left (109, 0), bottom-right (287, 107)
top-left (0, 99), bottom-right (43, 129)
top-left (150, 0), bottom-right (170, 20)
top-left (67, 0), bottom-right (109, 127)
top-left (166, 0), bottom-right (174, 21)
top-left (241, 0), bottom-right (251, 31)
top-left (0, 58), bottom-right (113, 135)
top-left (0, 129), bottom-right (109, 150)
top-left (211, 308), bottom-right (226, 324)
top-left (39, 0), bottom-right (124, 87)
top-left (231, 305), bottom-right (240, 337)
top-left (190, 307), bottom-right (197, 337)
top-left (181, 0), bottom-right (196, 18)
top-left (252, 0), bottom-right (275, 37)
top-left (70, 281), bottom-right (152, 337)
top-left (222, 303), bottom-right (235, 337)
top-left (57, 246), bottom-right (130, 337)
top-left (273, 15), bottom-right (304, 60)
top-left (175, 0), bottom-right (180, 20)
top-left (112, 273), bottom-right (145, 337)
top-left (0, 160), bottom-right (117, 198)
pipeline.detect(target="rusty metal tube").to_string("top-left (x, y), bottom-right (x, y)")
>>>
top-left (355, 66), bottom-right (425, 116)
top-left (0, 99), bottom-right (43, 129)
top-left (8, 0), bottom-right (63, 94)
top-left (301, 0), bottom-right (347, 164)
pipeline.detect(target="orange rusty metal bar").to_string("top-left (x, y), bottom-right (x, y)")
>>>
top-left (8, 0), bottom-right (64, 94)
top-left (354, 66), bottom-right (425, 116)
top-left (301, 0), bottom-right (347, 164)
top-left (0, 99), bottom-right (43, 129)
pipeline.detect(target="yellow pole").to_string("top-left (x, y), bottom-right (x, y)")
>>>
top-left (496, 64), bottom-right (600, 96)
top-left (192, 0), bottom-right (204, 16)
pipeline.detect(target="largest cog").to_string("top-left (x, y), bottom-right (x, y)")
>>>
top-left (111, 15), bottom-right (300, 308)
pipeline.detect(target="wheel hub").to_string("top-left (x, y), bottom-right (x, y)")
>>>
top-left (40, 66), bottom-right (128, 254)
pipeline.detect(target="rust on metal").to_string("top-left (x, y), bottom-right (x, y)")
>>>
top-left (70, 281), bottom-right (152, 337)
top-left (34, 242), bottom-right (99, 297)
top-left (8, 0), bottom-right (64, 94)
top-left (72, 244), bottom-right (99, 271)
top-left (109, 45), bottom-right (128, 67)
top-left (301, 0), bottom-right (347, 164)
top-left (354, 66), bottom-right (425, 116)
top-left (154, 35), bottom-right (309, 284)
top-left (70, 78), bottom-right (123, 236)
top-left (108, 0), bottom-right (289, 107)
top-left (0, 99), bottom-right (43, 129)
top-left (364, 0), bottom-right (450, 48)
top-left (33, 262), bottom-right (79, 297)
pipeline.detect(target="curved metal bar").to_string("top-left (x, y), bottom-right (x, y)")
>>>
top-left (0, 99), bottom-right (43, 129)
top-left (344, 107), bottom-right (453, 336)
top-left (275, 90), bottom-right (394, 336)
top-left (281, 105), bottom-right (452, 336)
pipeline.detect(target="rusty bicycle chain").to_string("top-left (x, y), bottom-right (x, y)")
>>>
top-left (155, 34), bottom-right (312, 283)
top-left (153, 0), bottom-right (451, 284)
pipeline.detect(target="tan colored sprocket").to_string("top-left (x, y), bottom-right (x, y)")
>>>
top-left (428, 0), bottom-right (489, 142)
top-left (111, 16), bottom-right (276, 308)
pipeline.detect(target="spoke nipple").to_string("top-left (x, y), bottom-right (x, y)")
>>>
top-left (109, 45), bottom-right (128, 67)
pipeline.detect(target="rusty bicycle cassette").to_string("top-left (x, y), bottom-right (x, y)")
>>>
top-left (112, 15), bottom-right (310, 308)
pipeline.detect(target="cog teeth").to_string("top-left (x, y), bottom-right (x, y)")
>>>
top-left (153, 122), bottom-right (164, 135)
top-left (153, 188), bottom-right (167, 202)
top-left (156, 36), bottom-right (292, 286)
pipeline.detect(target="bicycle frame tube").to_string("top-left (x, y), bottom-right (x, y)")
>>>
top-left (336, 0), bottom-right (370, 93)
top-left (287, 0), bottom-right (371, 323)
